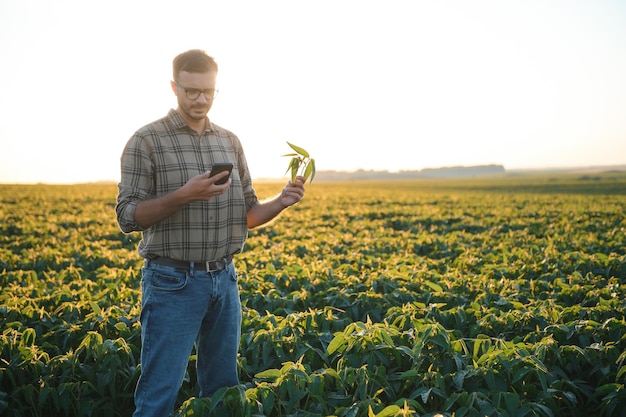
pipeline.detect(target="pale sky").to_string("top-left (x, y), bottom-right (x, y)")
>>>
top-left (1, 0), bottom-right (625, 183)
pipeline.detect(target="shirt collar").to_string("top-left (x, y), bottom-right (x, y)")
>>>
top-left (167, 108), bottom-right (214, 133)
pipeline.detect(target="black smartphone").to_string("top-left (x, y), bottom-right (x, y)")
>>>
top-left (209, 163), bottom-right (233, 185)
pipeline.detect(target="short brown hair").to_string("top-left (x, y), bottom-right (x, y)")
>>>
top-left (173, 49), bottom-right (218, 81)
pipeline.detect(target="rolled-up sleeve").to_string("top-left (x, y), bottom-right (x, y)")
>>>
top-left (115, 134), bottom-right (154, 233)
top-left (116, 187), bottom-right (142, 233)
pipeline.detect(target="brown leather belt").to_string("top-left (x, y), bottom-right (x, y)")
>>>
top-left (149, 256), bottom-right (232, 272)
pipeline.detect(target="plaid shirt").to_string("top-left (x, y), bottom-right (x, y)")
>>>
top-left (116, 109), bottom-right (259, 261)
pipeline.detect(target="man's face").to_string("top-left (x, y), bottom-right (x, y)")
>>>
top-left (172, 70), bottom-right (218, 122)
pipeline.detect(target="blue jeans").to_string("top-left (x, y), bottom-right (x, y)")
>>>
top-left (133, 260), bottom-right (242, 417)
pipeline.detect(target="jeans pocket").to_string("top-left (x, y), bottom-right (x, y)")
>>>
top-left (228, 264), bottom-right (238, 282)
top-left (149, 271), bottom-right (188, 291)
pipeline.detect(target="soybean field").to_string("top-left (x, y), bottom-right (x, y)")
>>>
top-left (1, 172), bottom-right (626, 417)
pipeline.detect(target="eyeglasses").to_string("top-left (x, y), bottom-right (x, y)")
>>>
top-left (175, 82), bottom-right (219, 100)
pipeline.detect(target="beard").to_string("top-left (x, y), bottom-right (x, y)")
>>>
top-left (183, 103), bottom-right (210, 121)
top-left (178, 96), bottom-right (211, 121)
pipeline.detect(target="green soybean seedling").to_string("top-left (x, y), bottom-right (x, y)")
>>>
top-left (283, 142), bottom-right (316, 184)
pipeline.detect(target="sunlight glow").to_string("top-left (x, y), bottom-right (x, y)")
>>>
top-left (1, 0), bottom-right (625, 183)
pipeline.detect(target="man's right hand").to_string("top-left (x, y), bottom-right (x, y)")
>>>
top-left (133, 170), bottom-right (231, 229)
top-left (182, 170), bottom-right (231, 201)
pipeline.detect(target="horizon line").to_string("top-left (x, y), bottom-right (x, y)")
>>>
top-left (1, 163), bottom-right (625, 186)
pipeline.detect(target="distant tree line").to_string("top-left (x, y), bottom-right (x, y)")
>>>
top-left (314, 164), bottom-right (506, 181)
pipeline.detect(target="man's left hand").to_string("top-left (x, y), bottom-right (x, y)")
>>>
top-left (279, 176), bottom-right (306, 208)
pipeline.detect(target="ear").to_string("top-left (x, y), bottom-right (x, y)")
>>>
top-left (170, 80), bottom-right (178, 95)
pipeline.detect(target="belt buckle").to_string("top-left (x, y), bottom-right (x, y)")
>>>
top-left (205, 259), bottom-right (225, 272)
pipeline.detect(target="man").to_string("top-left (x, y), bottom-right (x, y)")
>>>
top-left (116, 49), bottom-right (305, 417)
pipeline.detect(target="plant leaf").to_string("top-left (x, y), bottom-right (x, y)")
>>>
top-left (304, 158), bottom-right (315, 183)
top-left (303, 160), bottom-right (314, 183)
top-left (287, 141), bottom-right (310, 158)
top-left (327, 333), bottom-right (346, 355)
top-left (375, 405), bottom-right (401, 417)
top-left (290, 158), bottom-right (300, 182)
top-left (255, 369), bottom-right (281, 379)
top-left (285, 157), bottom-right (300, 175)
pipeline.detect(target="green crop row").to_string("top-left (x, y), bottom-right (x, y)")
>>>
top-left (1, 173), bottom-right (625, 416)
